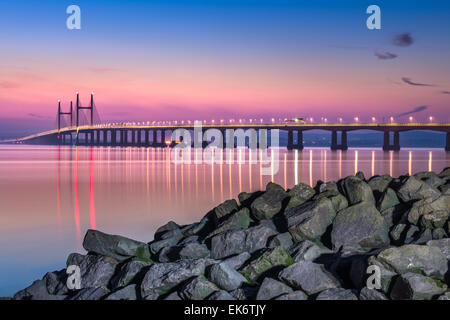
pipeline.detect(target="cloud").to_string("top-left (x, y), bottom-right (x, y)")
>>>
top-left (401, 77), bottom-right (435, 87)
top-left (396, 106), bottom-right (428, 117)
top-left (441, 91), bottom-right (450, 95)
top-left (0, 81), bottom-right (20, 89)
top-left (374, 51), bottom-right (398, 60)
top-left (330, 45), bottom-right (368, 50)
top-left (393, 33), bottom-right (414, 47)
top-left (27, 113), bottom-right (52, 119)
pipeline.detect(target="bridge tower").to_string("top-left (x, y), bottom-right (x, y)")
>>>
top-left (76, 92), bottom-right (95, 127)
top-left (57, 100), bottom-right (73, 131)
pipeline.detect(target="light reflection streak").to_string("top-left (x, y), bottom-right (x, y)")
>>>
top-left (74, 147), bottom-right (81, 247)
top-left (354, 150), bottom-right (358, 174)
top-left (408, 151), bottom-right (412, 175)
top-left (294, 150), bottom-right (299, 185)
top-left (89, 148), bottom-right (96, 230)
top-left (429, 151), bottom-right (432, 172)
top-left (309, 150), bottom-right (313, 186)
top-left (371, 151), bottom-right (375, 177)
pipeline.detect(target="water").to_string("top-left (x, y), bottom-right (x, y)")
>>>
top-left (0, 145), bottom-right (448, 296)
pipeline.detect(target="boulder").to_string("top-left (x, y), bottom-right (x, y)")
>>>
top-left (368, 175), bottom-right (392, 194)
top-left (420, 211), bottom-right (449, 229)
top-left (406, 195), bottom-right (450, 225)
top-left (414, 171), bottom-right (446, 188)
top-left (283, 197), bottom-right (336, 242)
top-left (315, 288), bottom-right (358, 300)
top-left (395, 176), bottom-right (440, 202)
top-left (256, 278), bottom-right (293, 300)
top-left (83, 229), bottom-right (150, 262)
top-left (179, 275), bottom-right (219, 300)
top-left (213, 199), bottom-right (239, 222)
top-left (287, 183), bottom-right (316, 202)
top-left (331, 203), bottom-right (389, 254)
top-left (154, 221), bottom-right (180, 240)
top-left (390, 272), bottom-right (447, 300)
top-left (207, 262), bottom-right (248, 291)
top-left (206, 208), bottom-right (251, 238)
top-left (289, 240), bottom-right (333, 262)
top-left (358, 287), bottom-right (388, 300)
top-left (275, 290), bottom-right (308, 300)
top-left (71, 287), bottom-right (110, 300)
top-left (207, 290), bottom-right (235, 300)
top-left (239, 246), bottom-right (294, 283)
top-left (376, 188), bottom-right (400, 212)
top-left (367, 256), bottom-right (398, 293)
top-left (105, 284), bottom-right (138, 300)
top-left (268, 232), bottom-right (294, 250)
top-left (223, 252), bottom-right (251, 270)
top-left (342, 176), bottom-right (375, 205)
top-left (278, 261), bottom-right (340, 295)
top-left (251, 184), bottom-right (289, 220)
top-left (13, 279), bottom-right (67, 300)
top-left (149, 229), bottom-right (183, 255)
top-left (426, 238), bottom-right (450, 259)
top-left (110, 259), bottom-right (152, 289)
top-left (178, 242), bottom-right (210, 260)
top-left (229, 286), bottom-right (259, 300)
top-left (210, 225), bottom-right (276, 259)
top-left (329, 194), bottom-right (349, 212)
top-left (376, 245), bottom-right (448, 280)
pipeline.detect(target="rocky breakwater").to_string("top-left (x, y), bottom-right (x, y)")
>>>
top-left (13, 169), bottom-right (450, 300)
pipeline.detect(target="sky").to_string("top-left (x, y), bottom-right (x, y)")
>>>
top-left (0, 0), bottom-right (449, 137)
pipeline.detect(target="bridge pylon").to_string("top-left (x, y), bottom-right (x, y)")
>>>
top-left (57, 100), bottom-right (73, 131)
top-left (76, 92), bottom-right (95, 127)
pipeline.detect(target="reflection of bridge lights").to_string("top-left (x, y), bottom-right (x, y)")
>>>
top-left (338, 117), bottom-right (343, 123)
top-left (310, 117), bottom-right (314, 122)
top-left (429, 116), bottom-right (433, 122)
top-left (372, 117), bottom-right (376, 122)
top-left (409, 116), bottom-right (413, 122)
top-left (390, 117), bottom-right (394, 123)
top-left (271, 118), bottom-right (275, 123)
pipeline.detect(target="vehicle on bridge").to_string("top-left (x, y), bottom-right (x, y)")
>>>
top-left (284, 117), bottom-right (306, 123)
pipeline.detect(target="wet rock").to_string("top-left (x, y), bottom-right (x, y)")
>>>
top-left (240, 246), bottom-right (294, 283)
top-left (268, 232), bottom-right (294, 250)
top-left (331, 203), bottom-right (389, 254)
top-left (283, 197), bottom-right (336, 242)
top-left (105, 284), bottom-right (137, 300)
top-left (179, 275), bottom-right (219, 300)
top-left (229, 286), bottom-right (259, 300)
top-left (210, 225), bottom-right (276, 259)
top-left (178, 242), bottom-right (210, 260)
top-left (406, 196), bottom-right (450, 225)
top-left (376, 245), bottom-right (448, 280)
top-left (278, 261), bottom-right (340, 295)
top-left (223, 252), bottom-right (251, 270)
top-left (287, 183), bottom-right (316, 202)
top-left (390, 272), bottom-right (447, 300)
top-left (207, 290), bottom-right (235, 300)
top-left (251, 183), bottom-right (289, 220)
top-left (377, 188), bottom-right (400, 212)
top-left (367, 256), bottom-right (398, 293)
top-left (426, 238), bottom-right (450, 259)
top-left (414, 171), bottom-right (446, 188)
top-left (368, 175), bottom-right (393, 194)
top-left (149, 229), bottom-right (183, 255)
top-left (342, 176), bottom-right (375, 205)
top-left (83, 229), bottom-right (150, 262)
top-left (207, 262), bottom-right (248, 291)
top-left (396, 176), bottom-right (441, 202)
top-left (13, 279), bottom-right (67, 300)
top-left (140, 258), bottom-right (216, 298)
top-left (71, 287), bottom-right (110, 300)
top-left (358, 287), bottom-right (388, 300)
top-left (154, 221), bottom-right (180, 240)
top-left (256, 278), bottom-right (293, 300)
top-left (206, 208), bottom-right (251, 238)
top-left (213, 199), bottom-right (239, 222)
top-left (316, 288), bottom-right (358, 300)
top-left (275, 290), bottom-right (308, 300)
top-left (289, 240), bottom-right (333, 262)
top-left (420, 211), bottom-right (449, 229)
top-left (110, 259), bottom-right (152, 289)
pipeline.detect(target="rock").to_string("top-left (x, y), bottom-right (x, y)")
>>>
top-left (251, 184), bottom-right (289, 220)
top-left (440, 183), bottom-right (450, 195)
top-left (414, 229), bottom-right (433, 244)
top-left (105, 284), bottom-right (137, 300)
top-left (154, 221), bottom-right (180, 240)
top-left (432, 228), bottom-right (447, 240)
top-left (110, 259), bottom-right (152, 289)
top-left (396, 176), bottom-right (440, 202)
top-left (149, 229), bottom-right (183, 255)
top-left (368, 175), bottom-right (393, 194)
top-left (426, 238), bottom-right (450, 259)
top-left (289, 240), bottom-right (333, 262)
top-left (206, 208), bottom-right (251, 238)
top-left (358, 287), bottom-right (388, 300)
top-left (278, 261), bottom-right (340, 295)
top-left (377, 188), bottom-right (400, 212)
top-left (405, 225), bottom-right (420, 243)
top-left (390, 224), bottom-right (407, 244)
top-left (268, 232), bottom-right (294, 250)
top-left (355, 171), bottom-right (366, 181)
top-left (178, 235), bottom-right (200, 245)
top-left (256, 278), bottom-right (293, 300)
top-left (414, 171), bottom-right (446, 188)
top-left (163, 291), bottom-right (182, 300)
top-left (437, 292), bottom-right (450, 300)
top-left (140, 258), bottom-right (216, 298)
top-left (207, 262), bottom-right (248, 291)
top-left (329, 194), bottom-right (349, 212)
top-left (240, 246), bottom-right (294, 283)
top-left (420, 211), bottom-right (449, 229)
top-left (42, 270), bottom-right (69, 295)
top-left (390, 272), bottom-right (447, 300)
top-left (275, 290), bottom-right (308, 300)
top-left (376, 245), bottom-right (448, 280)
top-left (223, 252), bottom-right (251, 270)
top-left (13, 279), bottom-right (67, 300)
top-left (283, 197), bottom-right (336, 242)
top-left (178, 242), bottom-right (210, 259)
top-left (229, 286), bottom-right (258, 300)
top-left (210, 225), bottom-right (276, 259)
top-left (342, 176), bottom-right (375, 205)
top-left (439, 167), bottom-right (450, 178)
top-left (66, 253), bottom-right (118, 289)
top-left (71, 287), bottom-right (110, 300)
top-left (406, 195), bottom-right (450, 225)
top-left (83, 229), bottom-right (150, 262)
top-left (316, 288), bottom-right (358, 300)
top-left (238, 192), bottom-right (252, 205)
top-left (207, 290), bottom-right (235, 300)
top-left (331, 203), bottom-right (389, 254)
top-left (213, 199), bottom-right (239, 222)
top-left (179, 275), bottom-right (219, 300)
top-left (367, 256), bottom-right (398, 293)
top-left (288, 183), bottom-right (316, 202)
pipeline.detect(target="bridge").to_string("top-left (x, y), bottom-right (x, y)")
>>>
top-left (2, 93), bottom-right (450, 151)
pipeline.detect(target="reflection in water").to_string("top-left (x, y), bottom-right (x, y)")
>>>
top-left (0, 145), bottom-right (448, 296)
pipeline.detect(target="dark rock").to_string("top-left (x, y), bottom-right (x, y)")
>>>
top-left (342, 176), bottom-right (375, 205)
top-left (238, 192), bottom-right (252, 205)
top-left (367, 256), bottom-right (398, 293)
top-left (154, 221), bottom-right (180, 240)
top-left (368, 175), bottom-right (393, 194)
top-left (288, 183), bottom-right (316, 202)
top-left (229, 286), bottom-right (258, 300)
top-left (207, 290), bottom-right (235, 300)
top-left (329, 194), bottom-right (349, 212)
top-left (251, 184), bottom-right (289, 220)
top-left (275, 290), bottom-right (308, 300)
top-left (223, 252), bottom-right (251, 270)
top-left (315, 288), bottom-right (358, 300)
top-left (358, 287), bottom-right (388, 300)
top-left (420, 211), bottom-right (449, 229)
top-left (377, 188), bottom-right (400, 212)
top-left (432, 228), bottom-right (447, 240)
top-left (213, 199), bottom-right (239, 222)
top-left (390, 223), bottom-right (407, 244)
top-left (283, 197), bottom-right (336, 242)
top-left (178, 242), bottom-right (210, 260)
top-left (210, 225), bottom-right (276, 259)
top-left (396, 176), bottom-right (441, 202)
top-left (426, 238), bottom-right (450, 259)
top-left (268, 232), bottom-right (294, 250)
top-left (206, 208), bottom-right (251, 238)
top-left (13, 279), bottom-right (67, 300)
top-left (390, 272), bottom-right (447, 300)
top-left (110, 259), bottom-right (152, 289)
top-left (71, 287), bottom-right (110, 300)
top-left (256, 278), bottom-right (293, 300)
top-left (414, 171), bottom-right (446, 188)
top-left (179, 275), bottom-right (219, 300)
top-left (278, 261), bottom-right (340, 295)
top-left (105, 284), bottom-right (137, 300)
top-left (207, 262), bottom-right (248, 291)
top-left (163, 291), bottom-right (182, 300)
top-left (289, 240), bottom-right (333, 262)
top-left (149, 229), bottom-right (183, 255)
top-left (83, 229), bottom-right (150, 262)
top-left (414, 229), bottom-right (433, 245)
top-left (406, 195), bottom-right (450, 225)
top-left (331, 203), bottom-right (389, 254)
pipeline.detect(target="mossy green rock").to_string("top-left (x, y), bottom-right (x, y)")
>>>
top-left (251, 185), bottom-right (289, 220)
top-left (240, 246), bottom-right (294, 283)
top-left (342, 176), bottom-right (375, 205)
top-left (206, 207), bottom-right (251, 238)
top-left (390, 272), bottom-right (447, 300)
top-left (396, 176), bottom-right (441, 202)
top-left (407, 195), bottom-right (450, 225)
top-left (179, 275), bottom-right (219, 300)
top-left (377, 188), bottom-right (400, 212)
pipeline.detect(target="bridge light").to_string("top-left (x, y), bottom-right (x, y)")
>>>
top-left (354, 117), bottom-right (359, 122)
top-left (390, 116), bottom-right (394, 123)
top-left (372, 117), bottom-right (376, 122)
top-left (429, 116), bottom-right (433, 122)
top-left (409, 116), bottom-right (413, 122)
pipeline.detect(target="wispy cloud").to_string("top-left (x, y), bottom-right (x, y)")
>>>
top-left (401, 77), bottom-right (435, 87)
top-left (393, 33), bottom-right (414, 47)
top-left (374, 51), bottom-right (398, 60)
top-left (441, 91), bottom-right (450, 95)
top-left (396, 106), bottom-right (428, 117)
top-left (0, 81), bottom-right (20, 89)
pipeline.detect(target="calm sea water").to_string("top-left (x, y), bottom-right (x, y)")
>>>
top-left (0, 145), bottom-right (448, 296)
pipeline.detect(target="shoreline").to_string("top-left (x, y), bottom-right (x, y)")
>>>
top-left (11, 169), bottom-right (450, 300)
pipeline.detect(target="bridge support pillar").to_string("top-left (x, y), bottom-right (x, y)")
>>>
top-left (111, 130), bottom-right (117, 146)
top-left (446, 132), bottom-right (450, 151)
top-left (287, 130), bottom-right (293, 150)
top-left (145, 130), bottom-right (150, 146)
top-left (383, 131), bottom-right (400, 151)
top-left (331, 130), bottom-right (348, 150)
top-left (296, 131), bottom-right (304, 150)
top-left (137, 130), bottom-right (142, 146)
